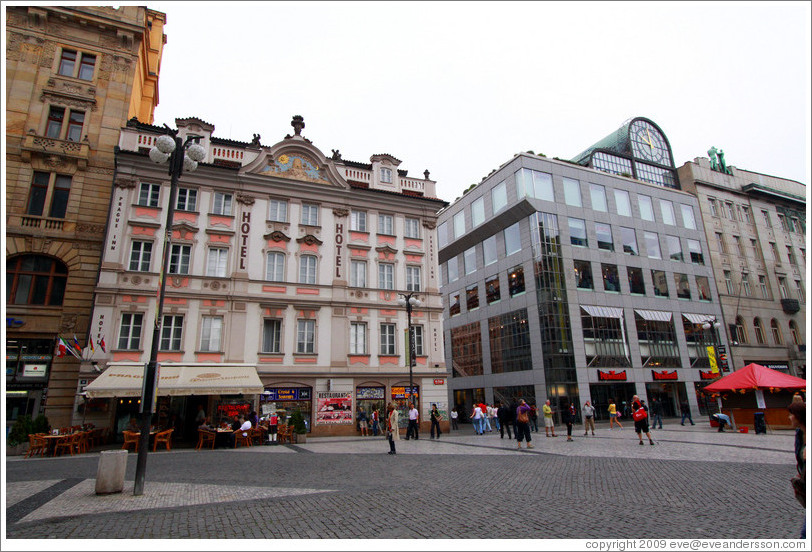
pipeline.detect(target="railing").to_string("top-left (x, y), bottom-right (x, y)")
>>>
top-left (344, 169), bottom-right (370, 181)
top-left (212, 147), bottom-right (243, 162)
top-left (20, 216), bottom-right (65, 230)
top-left (401, 178), bottom-right (425, 193)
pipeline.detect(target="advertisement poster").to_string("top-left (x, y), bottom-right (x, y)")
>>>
top-left (316, 392), bottom-right (353, 424)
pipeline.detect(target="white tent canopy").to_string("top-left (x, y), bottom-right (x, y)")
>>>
top-left (84, 363), bottom-right (264, 398)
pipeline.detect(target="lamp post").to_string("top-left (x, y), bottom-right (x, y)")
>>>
top-left (133, 127), bottom-right (205, 496)
top-left (397, 292), bottom-right (421, 409)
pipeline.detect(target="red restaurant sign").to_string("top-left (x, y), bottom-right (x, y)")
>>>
top-left (651, 370), bottom-right (678, 381)
top-left (699, 370), bottom-right (718, 380)
top-left (597, 370), bottom-right (627, 381)
top-left (433, 379), bottom-right (445, 385)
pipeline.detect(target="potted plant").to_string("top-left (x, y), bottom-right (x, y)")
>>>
top-left (7, 415), bottom-right (33, 456)
top-left (289, 409), bottom-right (307, 444)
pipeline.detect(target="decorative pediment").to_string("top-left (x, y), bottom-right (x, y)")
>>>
top-left (333, 208), bottom-right (349, 218)
top-left (375, 244), bottom-right (399, 255)
top-left (264, 231), bottom-right (290, 243)
top-left (172, 221), bottom-right (199, 234)
top-left (297, 234), bottom-right (323, 246)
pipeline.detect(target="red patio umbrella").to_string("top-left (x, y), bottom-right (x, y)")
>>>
top-left (702, 363), bottom-right (806, 394)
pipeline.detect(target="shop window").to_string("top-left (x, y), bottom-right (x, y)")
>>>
top-left (6, 254), bottom-right (67, 306)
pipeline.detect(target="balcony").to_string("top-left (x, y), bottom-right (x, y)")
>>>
top-left (21, 134), bottom-right (91, 169)
top-left (781, 298), bottom-right (801, 314)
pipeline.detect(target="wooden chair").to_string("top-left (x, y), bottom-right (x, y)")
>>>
top-left (277, 425), bottom-right (292, 444)
top-left (249, 426), bottom-right (265, 446)
top-left (196, 429), bottom-right (215, 451)
top-left (153, 429), bottom-right (173, 451)
top-left (234, 431), bottom-right (252, 448)
top-left (76, 431), bottom-right (90, 454)
top-left (26, 434), bottom-right (47, 458)
top-left (121, 430), bottom-right (139, 452)
top-left (54, 433), bottom-right (80, 456)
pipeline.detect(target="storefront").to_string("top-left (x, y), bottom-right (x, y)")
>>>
top-left (259, 387), bottom-right (312, 431)
top-left (391, 385), bottom-right (418, 429)
top-left (644, 370), bottom-right (686, 417)
top-left (356, 386), bottom-right (385, 430)
top-left (5, 338), bottom-right (53, 425)
top-left (590, 371), bottom-right (637, 421)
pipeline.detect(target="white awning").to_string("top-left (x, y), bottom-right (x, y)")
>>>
top-left (581, 305), bottom-right (624, 319)
top-left (84, 363), bottom-right (264, 399)
top-left (681, 313), bottom-right (716, 325)
top-left (634, 309), bottom-right (673, 322)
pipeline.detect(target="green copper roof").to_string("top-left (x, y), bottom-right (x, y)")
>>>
top-left (571, 118), bottom-right (635, 165)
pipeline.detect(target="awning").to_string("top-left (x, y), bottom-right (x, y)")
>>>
top-left (634, 309), bottom-right (672, 322)
top-left (682, 313), bottom-right (715, 325)
top-left (581, 305), bottom-right (624, 319)
top-left (84, 363), bottom-right (264, 399)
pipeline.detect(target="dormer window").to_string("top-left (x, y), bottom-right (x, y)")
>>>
top-left (381, 168), bottom-right (392, 184)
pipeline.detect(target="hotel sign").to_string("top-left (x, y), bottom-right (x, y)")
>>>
top-left (597, 370), bottom-right (627, 381)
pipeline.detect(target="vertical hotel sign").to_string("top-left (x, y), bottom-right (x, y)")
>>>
top-left (335, 222), bottom-right (343, 277)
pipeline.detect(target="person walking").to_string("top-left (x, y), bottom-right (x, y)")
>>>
top-left (632, 395), bottom-right (655, 446)
top-left (529, 403), bottom-right (540, 433)
top-left (386, 402), bottom-right (399, 455)
top-left (405, 402), bottom-right (420, 440)
top-left (371, 408), bottom-right (380, 436)
top-left (608, 399), bottom-right (623, 430)
top-left (582, 400), bottom-right (596, 436)
top-left (542, 399), bottom-right (557, 437)
top-left (429, 403), bottom-right (442, 439)
top-left (650, 398), bottom-right (664, 430)
top-left (563, 401), bottom-right (576, 441)
top-left (680, 399), bottom-right (695, 426)
top-left (470, 403), bottom-right (485, 435)
top-left (515, 399), bottom-right (534, 449)
top-left (498, 400), bottom-right (514, 439)
top-left (357, 406), bottom-right (369, 436)
top-left (788, 399), bottom-right (806, 538)
top-left (450, 407), bottom-right (459, 431)
top-left (482, 403), bottom-right (493, 433)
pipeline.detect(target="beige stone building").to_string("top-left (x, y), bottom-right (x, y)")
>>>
top-left (5, 6), bottom-right (166, 430)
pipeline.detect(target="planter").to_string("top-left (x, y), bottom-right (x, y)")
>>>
top-left (293, 433), bottom-right (306, 444)
top-left (7, 443), bottom-right (29, 457)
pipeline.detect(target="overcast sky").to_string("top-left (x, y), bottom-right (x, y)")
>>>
top-left (148, 1), bottom-right (810, 203)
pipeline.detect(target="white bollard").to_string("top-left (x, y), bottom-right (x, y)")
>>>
top-left (95, 449), bottom-right (127, 495)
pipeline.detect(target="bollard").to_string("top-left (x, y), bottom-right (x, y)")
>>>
top-left (95, 449), bottom-right (127, 495)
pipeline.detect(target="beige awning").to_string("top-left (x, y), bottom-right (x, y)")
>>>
top-left (84, 363), bottom-right (264, 399)
top-left (681, 313), bottom-right (715, 325)
top-left (634, 309), bottom-right (673, 322)
top-left (581, 305), bottom-right (624, 319)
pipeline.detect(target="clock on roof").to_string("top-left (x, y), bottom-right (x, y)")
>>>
top-left (629, 120), bottom-right (670, 165)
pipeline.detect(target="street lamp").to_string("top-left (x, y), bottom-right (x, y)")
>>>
top-left (133, 127), bottom-right (205, 496)
top-left (397, 292), bottom-right (421, 409)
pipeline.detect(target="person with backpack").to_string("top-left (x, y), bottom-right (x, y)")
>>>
top-left (516, 399), bottom-right (533, 449)
top-left (632, 395), bottom-right (655, 446)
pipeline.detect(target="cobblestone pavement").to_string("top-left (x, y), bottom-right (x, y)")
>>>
top-left (4, 422), bottom-right (807, 542)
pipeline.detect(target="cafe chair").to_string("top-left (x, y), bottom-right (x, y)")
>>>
top-left (54, 433), bottom-right (80, 456)
top-left (277, 425), bottom-right (292, 445)
top-left (76, 431), bottom-right (90, 454)
top-left (234, 431), bottom-right (252, 448)
top-left (196, 429), bottom-right (215, 451)
top-left (26, 434), bottom-right (47, 458)
top-left (249, 426), bottom-right (265, 446)
top-left (153, 429), bottom-right (174, 452)
top-left (121, 430), bottom-right (139, 452)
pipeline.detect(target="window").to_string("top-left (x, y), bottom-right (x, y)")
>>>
top-left (639, 195), bottom-right (655, 221)
top-left (160, 315), bottom-right (184, 351)
top-left (741, 206), bottom-right (752, 224)
top-left (759, 275), bottom-right (770, 298)
top-left (770, 242), bottom-right (781, 263)
top-left (674, 273), bottom-right (690, 299)
top-left (438, 222), bottom-right (448, 248)
top-left (569, 218), bottom-right (588, 247)
top-left (680, 204), bottom-right (697, 230)
top-left (771, 319), bottom-right (783, 345)
top-left (380, 167), bottom-right (393, 183)
top-left (301, 203), bottom-right (319, 226)
top-left (299, 255), bottom-right (317, 284)
top-left (665, 236), bottom-right (683, 262)
top-left (504, 222), bottom-right (521, 255)
top-left (489, 309), bottom-right (533, 373)
top-left (627, 267), bottom-right (645, 295)
top-left (378, 213), bottom-right (394, 235)
top-left (129, 241), bottom-right (153, 272)
top-left (614, 189), bottom-right (632, 217)
top-left (687, 239), bottom-right (704, 264)
top-left (696, 276), bottom-right (711, 301)
top-left (211, 192), bottom-right (232, 215)
top-left (262, 319), bottom-right (282, 353)
top-left (269, 200), bottom-right (288, 223)
top-left (177, 188), bottom-right (197, 212)
top-left (26, 172), bottom-right (71, 218)
top-left (297, 320), bottom-right (315, 353)
top-left (595, 223), bottom-right (614, 251)
top-left (602, 264), bottom-right (621, 292)
top-left (378, 263), bottom-right (394, 289)
top-left (778, 277), bottom-right (789, 299)
top-left (207, 248), bottom-right (228, 277)
top-left (350, 323), bottom-right (367, 355)
top-left (405, 217), bottom-right (420, 239)
top-left (708, 198), bottom-right (719, 218)
top-left (486, 275), bottom-right (501, 304)
top-left (742, 273), bottom-right (752, 296)
top-left (350, 260), bottom-right (366, 287)
top-left (644, 232), bottom-right (661, 259)
top-left (266, 252), bottom-right (286, 281)
top-left (790, 321), bottom-right (801, 346)
top-left (6, 255), bottom-right (67, 306)
top-left (406, 266), bottom-right (421, 291)
top-left (792, 217), bottom-right (804, 234)
top-left (58, 49), bottom-right (77, 76)
top-left (138, 183), bottom-right (160, 207)
top-left (620, 227), bottom-right (638, 255)
top-left (563, 178), bottom-right (582, 207)
top-left (724, 271), bottom-right (734, 294)
top-left (492, 180), bottom-right (507, 214)
top-left (412, 325), bottom-right (424, 356)
top-left (446, 257), bottom-right (459, 283)
top-left (380, 323), bottom-right (396, 355)
top-left (753, 319), bottom-right (766, 345)
top-left (168, 244), bottom-right (191, 275)
top-left (725, 202), bottom-right (735, 220)
top-left (787, 246), bottom-right (798, 266)
top-left (463, 246), bottom-right (477, 275)
top-left (716, 233), bottom-right (727, 254)
top-left (46, 106), bottom-right (65, 138)
top-left (200, 317), bottom-right (222, 352)
top-left (58, 49), bottom-right (96, 80)
top-left (734, 236), bottom-right (745, 256)
top-left (66, 110), bottom-right (84, 141)
top-left (777, 214), bottom-right (790, 232)
top-left (735, 316), bottom-right (747, 344)
top-left (483, 235), bottom-right (497, 265)
top-left (118, 313), bottom-right (143, 350)
top-left (466, 284), bottom-right (479, 311)
top-left (78, 53), bottom-right (96, 80)
top-left (800, 248), bottom-right (806, 264)
top-left (762, 210), bottom-right (772, 227)
top-left (453, 211), bottom-right (465, 239)
top-left (795, 280), bottom-right (805, 302)
top-left (508, 265), bottom-right (525, 296)
top-left (449, 293), bottom-right (461, 316)
top-left (472, 197), bottom-right (485, 227)
top-left (660, 200), bottom-right (676, 225)
top-left (574, 260), bottom-right (594, 290)
top-left (514, 168), bottom-right (554, 201)
top-left (751, 239), bottom-right (762, 262)
top-left (590, 184), bottom-right (608, 212)
top-left (349, 210), bottom-right (366, 232)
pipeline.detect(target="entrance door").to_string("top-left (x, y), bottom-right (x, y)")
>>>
top-left (589, 383), bottom-right (637, 421)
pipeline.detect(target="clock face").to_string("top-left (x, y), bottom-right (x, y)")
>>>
top-left (630, 120), bottom-right (670, 165)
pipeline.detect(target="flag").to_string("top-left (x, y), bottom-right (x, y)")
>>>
top-left (58, 336), bottom-right (82, 360)
top-left (55, 338), bottom-right (67, 358)
top-left (73, 334), bottom-right (81, 350)
top-left (98, 336), bottom-right (106, 353)
top-left (88, 337), bottom-right (95, 353)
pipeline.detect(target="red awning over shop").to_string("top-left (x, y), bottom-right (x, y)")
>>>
top-left (702, 363), bottom-right (806, 393)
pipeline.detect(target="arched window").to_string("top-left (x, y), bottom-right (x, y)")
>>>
top-left (6, 255), bottom-right (67, 306)
top-left (771, 319), bottom-right (783, 345)
top-left (790, 321), bottom-right (802, 346)
top-left (753, 318), bottom-right (766, 345)
top-left (735, 316), bottom-right (748, 344)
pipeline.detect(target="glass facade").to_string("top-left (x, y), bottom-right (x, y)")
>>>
top-left (450, 322), bottom-right (483, 378)
top-left (488, 309), bottom-right (532, 374)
